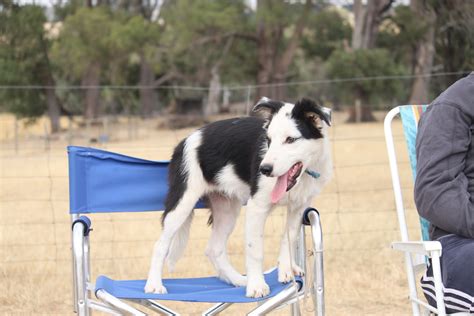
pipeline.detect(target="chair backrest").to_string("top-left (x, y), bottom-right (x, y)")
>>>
top-left (392, 105), bottom-right (430, 241)
top-left (68, 146), bottom-right (205, 214)
top-left (398, 105), bottom-right (430, 241)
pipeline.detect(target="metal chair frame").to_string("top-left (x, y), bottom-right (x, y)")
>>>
top-left (384, 106), bottom-right (446, 316)
top-left (70, 178), bottom-right (326, 315)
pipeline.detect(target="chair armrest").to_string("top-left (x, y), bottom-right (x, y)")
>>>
top-left (302, 207), bottom-right (319, 226)
top-left (391, 241), bottom-right (442, 257)
top-left (72, 215), bottom-right (92, 236)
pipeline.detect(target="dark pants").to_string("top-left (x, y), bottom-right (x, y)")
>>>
top-left (421, 234), bottom-right (474, 313)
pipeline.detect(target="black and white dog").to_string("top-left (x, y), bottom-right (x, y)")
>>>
top-left (145, 97), bottom-right (332, 298)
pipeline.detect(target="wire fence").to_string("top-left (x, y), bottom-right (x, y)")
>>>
top-left (1, 70), bottom-right (470, 155)
top-left (0, 70), bottom-right (468, 90)
top-left (1, 111), bottom-right (419, 258)
top-left (0, 77), bottom-right (439, 314)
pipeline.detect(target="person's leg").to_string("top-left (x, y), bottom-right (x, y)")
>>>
top-left (421, 234), bottom-right (474, 314)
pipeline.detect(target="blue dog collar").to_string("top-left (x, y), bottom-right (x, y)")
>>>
top-left (305, 169), bottom-right (320, 179)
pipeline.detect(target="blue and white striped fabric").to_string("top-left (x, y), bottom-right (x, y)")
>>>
top-left (399, 105), bottom-right (430, 241)
top-left (421, 234), bottom-right (474, 313)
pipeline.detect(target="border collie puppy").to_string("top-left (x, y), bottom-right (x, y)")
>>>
top-left (145, 97), bottom-right (332, 298)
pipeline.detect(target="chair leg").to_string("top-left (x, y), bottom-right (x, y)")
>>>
top-left (431, 251), bottom-right (446, 316)
top-left (96, 289), bottom-right (147, 316)
top-left (71, 215), bottom-right (79, 314)
top-left (135, 299), bottom-right (179, 316)
top-left (72, 221), bottom-right (90, 316)
top-left (290, 227), bottom-right (306, 316)
top-left (247, 283), bottom-right (300, 316)
top-left (202, 303), bottom-right (232, 316)
top-left (88, 299), bottom-right (123, 315)
top-left (307, 210), bottom-right (325, 316)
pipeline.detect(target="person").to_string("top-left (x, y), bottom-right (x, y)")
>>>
top-left (414, 72), bottom-right (474, 313)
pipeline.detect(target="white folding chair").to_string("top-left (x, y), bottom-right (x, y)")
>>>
top-left (68, 146), bottom-right (326, 315)
top-left (384, 105), bottom-right (451, 316)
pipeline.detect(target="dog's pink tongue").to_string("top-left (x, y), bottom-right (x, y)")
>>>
top-left (271, 172), bottom-right (289, 204)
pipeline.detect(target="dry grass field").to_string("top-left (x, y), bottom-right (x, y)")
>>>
top-left (0, 111), bottom-right (422, 315)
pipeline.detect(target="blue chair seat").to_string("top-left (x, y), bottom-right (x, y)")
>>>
top-left (95, 269), bottom-right (302, 303)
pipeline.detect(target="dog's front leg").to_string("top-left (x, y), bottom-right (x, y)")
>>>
top-left (245, 198), bottom-right (271, 298)
top-left (277, 203), bottom-right (307, 283)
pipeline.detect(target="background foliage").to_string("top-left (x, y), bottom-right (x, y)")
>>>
top-left (0, 0), bottom-right (472, 129)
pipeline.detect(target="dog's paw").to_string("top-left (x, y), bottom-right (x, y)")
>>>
top-left (278, 264), bottom-right (305, 283)
top-left (246, 279), bottom-right (270, 298)
top-left (219, 273), bottom-right (247, 287)
top-left (144, 280), bottom-right (168, 294)
top-left (230, 275), bottom-right (247, 287)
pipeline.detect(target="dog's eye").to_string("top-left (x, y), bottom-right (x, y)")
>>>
top-left (285, 137), bottom-right (298, 144)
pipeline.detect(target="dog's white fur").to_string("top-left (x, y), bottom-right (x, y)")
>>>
top-left (145, 101), bottom-right (332, 298)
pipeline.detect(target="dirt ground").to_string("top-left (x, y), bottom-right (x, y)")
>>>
top-left (0, 111), bottom-right (422, 315)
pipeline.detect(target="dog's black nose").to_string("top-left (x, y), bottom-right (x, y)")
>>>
top-left (260, 164), bottom-right (273, 176)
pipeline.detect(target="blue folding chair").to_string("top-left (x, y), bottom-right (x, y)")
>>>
top-left (385, 105), bottom-right (448, 316)
top-left (68, 146), bottom-right (326, 315)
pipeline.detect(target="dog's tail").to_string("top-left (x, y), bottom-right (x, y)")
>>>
top-left (166, 212), bottom-right (194, 272)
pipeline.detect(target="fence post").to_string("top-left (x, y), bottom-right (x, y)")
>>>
top-left (14, 117), bottom-right (19, 154)
top-left (128, 114), bottom-right (132, 140)
top-left (68, 117), bottom-right (73, 145)
top-left (44, 121), bottom-right (50, 151)
top-left (246, 85), bottom-right (252, 116)
top-left (86, 119), bottom-right (91, 143)
top-left (355, 99), bottom-right (362, 123)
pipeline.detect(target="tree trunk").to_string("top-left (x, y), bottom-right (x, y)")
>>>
top-left (139, 53), bottom-right (156, 118)
top-left (204, 36), bottom-right (233, 116)
top-left (205, 65), bottom-right (221, 116)
top-left (352, 0), bottom-right (394, 50)
top-left (38, 33), bottom-right (62, 133)
top-left (350, 0), bottom-right (393, 122)
top-left (352, 0), bottom-right (364, 50)
top-left (347, 90), bottom-right (376, 122)
top-left (256, 0), bottom-right (311, 101)
top-left (82, 62), bottom-right (101, 120)
top-left (409, 0), bottom-right (436, 105)
top-left (45, 86), bottom-right (61, 133)
top-left (256, 16), bottom-right (276, 100)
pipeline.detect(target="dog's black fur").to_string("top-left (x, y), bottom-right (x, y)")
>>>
top-left (162, 98), bottom-right (329, 225)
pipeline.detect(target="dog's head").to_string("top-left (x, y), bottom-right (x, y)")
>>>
top-left (253, 97), bottom-right (331, 200)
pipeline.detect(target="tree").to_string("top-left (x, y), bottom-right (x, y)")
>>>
top-left (326, 49), bottom-right (405, 121)
top-left (255, 0), bottom-right (312, 100)
top-left (302, 8), bottom-right (352, 61)
top-left (409, 0), bottom-right (436, 104)
top-left (110, 14), bottom-right (165, 117)
top-left (52, 7), bottom-right (118, 119)
top-left (352, 0), bottom-right (394, 50)
top-left (160, 0), bottom-right (253, 115)
top-left (338, 0), bottom-right (395, 122)
top-left (431, 0), bottom-right (474, 95)
top-left (0, 3), bottom-right (62, 132)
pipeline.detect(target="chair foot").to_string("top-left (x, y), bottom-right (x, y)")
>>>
top-left (247, 283), bottom-right (300, 316)
top-left (96, 289), bottom-right (146, 316)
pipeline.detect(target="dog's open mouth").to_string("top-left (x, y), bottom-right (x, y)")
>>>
top-left (270, 162), bottom-right (303, 204)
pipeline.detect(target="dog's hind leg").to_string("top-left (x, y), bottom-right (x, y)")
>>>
top-left (205, 194), bottom-right (246, 287)
top-left (145, 188), bottom-right (202, 294)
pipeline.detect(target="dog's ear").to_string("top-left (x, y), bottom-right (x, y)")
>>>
top-left (294, 98), bottom-right (331, 131)
top-left (252, 97), bottom-right (284, 120)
